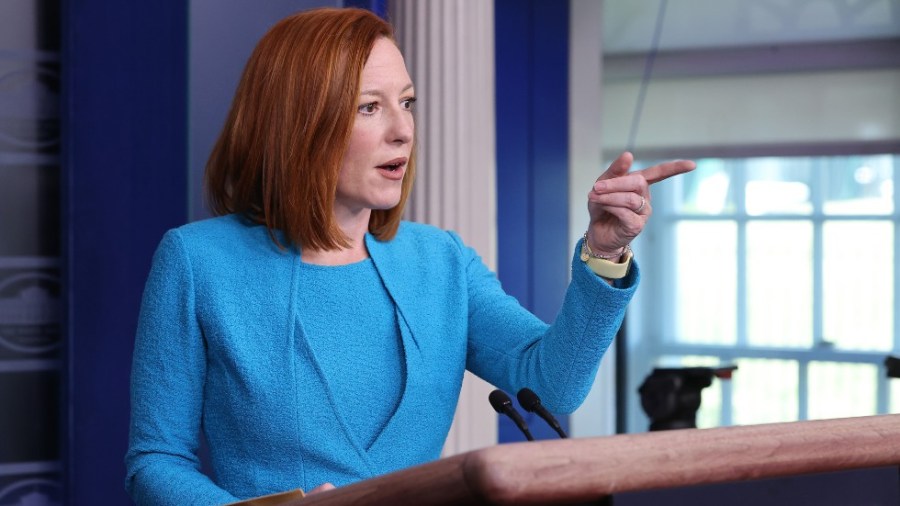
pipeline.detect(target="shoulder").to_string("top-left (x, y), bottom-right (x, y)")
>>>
top-left (154, 214), bottom-right (283, 269)
top-left (175, 214), bottom-right (257, 241)
top-left (390, 221), bottom-right (468, 256)
top-left (395, 220), bottom-right (449, 239)
top-left (367, 221), bottom-right (477, 278)
top-left (170, 214), bottom-right (273, 251)
top-left (395, 221), bottom-right (464, 245)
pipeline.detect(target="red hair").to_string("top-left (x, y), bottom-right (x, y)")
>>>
top-left (205, 8), bottom-right (416, 250)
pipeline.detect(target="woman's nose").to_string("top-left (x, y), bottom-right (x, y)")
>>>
top-left (387, 107), bottom-right (414, 145)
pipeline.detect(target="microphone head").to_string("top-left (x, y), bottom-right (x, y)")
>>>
top-left (488, 389), bottom-right (513, 413)
top-left (517, 387), bottom-right (541, 412)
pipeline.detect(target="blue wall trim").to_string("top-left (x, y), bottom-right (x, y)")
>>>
top-left (62, 1), bottom-right (189, 503)
top-left (495, 0), bottom-right (570, 442)
top-left (343, 0), bottom-right (388, 18)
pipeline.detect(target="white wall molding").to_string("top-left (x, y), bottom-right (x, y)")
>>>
top-left (390, 0), bottom-right (498, 456)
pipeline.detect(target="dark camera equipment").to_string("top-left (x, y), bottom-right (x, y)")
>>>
top-left (886, 355), bottom-right (900, 379)
top-left (638, 366), bottom-right (737, 432)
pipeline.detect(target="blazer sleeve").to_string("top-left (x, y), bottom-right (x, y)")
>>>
top-left (125, 230), bottom-right (239, 505)
top-left (455, 232), bottom-right (639, 414)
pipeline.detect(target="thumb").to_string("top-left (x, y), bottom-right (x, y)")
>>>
top-left (596, 151), bottom-right (633, 183)
top-left (308, 483), bottom-right (336, 495)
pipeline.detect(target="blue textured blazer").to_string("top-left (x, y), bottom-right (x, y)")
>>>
top-left (125, 214), bottom-right (638, 505)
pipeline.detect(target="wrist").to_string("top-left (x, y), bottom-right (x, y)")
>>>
top-left (580, 234), bottom-right (633, 280)
top-left (581, 232), bottom-right (628, 261)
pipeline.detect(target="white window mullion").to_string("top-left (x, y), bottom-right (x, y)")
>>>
top-left (806, 160), bottom-right (826, 422)
top-left (725, 161), bottom-right (747, 427)
top-left (798, 360), bottom-right (809, 421)
top-left (887, 162), bottom-right (900, 412)
top-left (735, 164), bottom-right (748, 350)
top-left (876, 363), bottom-right (890, 413)
top-left (811, 160), bottom-right (825, 351)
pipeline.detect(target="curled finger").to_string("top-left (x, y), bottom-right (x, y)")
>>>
top-left (595, 204), bottom-right (646, 238)
top-left (589, 191), bottom-right (650, 215)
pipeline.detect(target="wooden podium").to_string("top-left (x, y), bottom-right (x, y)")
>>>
top-left (249, 414), bottom-right (900, 505)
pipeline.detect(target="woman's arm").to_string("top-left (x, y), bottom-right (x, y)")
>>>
top-left (462, 153), bottom-right (693, 413)
top-left (125, 230), bottom-right (239, 505)
top-left (458, 231), bottom-right (638, 414)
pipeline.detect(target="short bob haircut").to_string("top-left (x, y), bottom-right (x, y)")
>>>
top-left (205, 8), bottom-right (415, 251)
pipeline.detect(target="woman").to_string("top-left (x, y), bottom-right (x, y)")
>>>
top-left (125, 7), bottom-right (693, 505)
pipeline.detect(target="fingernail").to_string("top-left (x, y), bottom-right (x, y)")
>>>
top-left (594, 181), bottom-right (607, 191)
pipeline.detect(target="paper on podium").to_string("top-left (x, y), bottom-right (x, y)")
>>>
top-left (226, 488), bottom-right (305, 506)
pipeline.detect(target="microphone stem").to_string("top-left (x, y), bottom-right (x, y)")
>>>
top-left (541, 414), bottom-right (568, 438)
top-left (552, 425), bottom-right (568, 439)
top-left (520, 424), bottom-right (535, 441)
top-left (510, 411), bottom-right (534, 440)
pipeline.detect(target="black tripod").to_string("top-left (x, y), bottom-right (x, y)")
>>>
top-left (638, 366), bottom-right (737, 431)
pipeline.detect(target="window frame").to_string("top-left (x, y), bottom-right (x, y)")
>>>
top-left (622, 145), bottom-right (900, 433)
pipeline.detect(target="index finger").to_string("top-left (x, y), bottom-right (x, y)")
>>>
top-left (635, 159), bottom-right (697, 185)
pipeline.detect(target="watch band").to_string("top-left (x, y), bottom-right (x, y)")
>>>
top-left (580, 240), bottom-right (633, 279)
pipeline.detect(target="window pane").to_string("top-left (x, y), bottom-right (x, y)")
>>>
top-left (674, 158), bottom-right (734, 215)
top-left (746, 221), bottom-right (813, 347)
top-left (745, 158), bottom-right (813, 216)
top-left (822, 221), bottom-right (893, 351)
top-left (823, 155), bottom-right (894, 216)
top-left (808, 362), bottom-right (877, 419)
top-left (675, 221), bottom-right (736, 345)
top-left (732, 358), bottom-right (798, 425)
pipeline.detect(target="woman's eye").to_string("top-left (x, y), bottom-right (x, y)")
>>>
top-left (358, 102), bottom-right (378, 114)
top-left (401, 97), bottom-right (417, 110)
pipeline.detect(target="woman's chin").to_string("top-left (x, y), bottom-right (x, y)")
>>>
top-left (371, 194), bottom-right (403, 211)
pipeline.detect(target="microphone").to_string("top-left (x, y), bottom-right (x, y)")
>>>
top-left (489, 389), bottom-right (534, 441)
top-left (517, 387), bottom-right (568, 438)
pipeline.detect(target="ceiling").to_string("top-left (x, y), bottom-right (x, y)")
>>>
top-left (603, 0), bottom-right (900, 54)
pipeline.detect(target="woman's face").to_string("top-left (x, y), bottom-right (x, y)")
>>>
top-left (335, 37), bottom-right (415, 221)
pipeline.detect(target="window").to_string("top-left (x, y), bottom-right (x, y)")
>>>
top-left (624, 153), bottom-right (900, 432)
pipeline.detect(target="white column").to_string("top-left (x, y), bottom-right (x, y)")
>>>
top-left (568, 0), bottom-right (618, 438)
top-left (390, 0), bottom-right (498, 455)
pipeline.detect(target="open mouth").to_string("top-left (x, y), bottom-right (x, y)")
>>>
top-left (376, 157), bottom-right (407, 175)
top-left (378, 161), bottom-right (403, 171)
